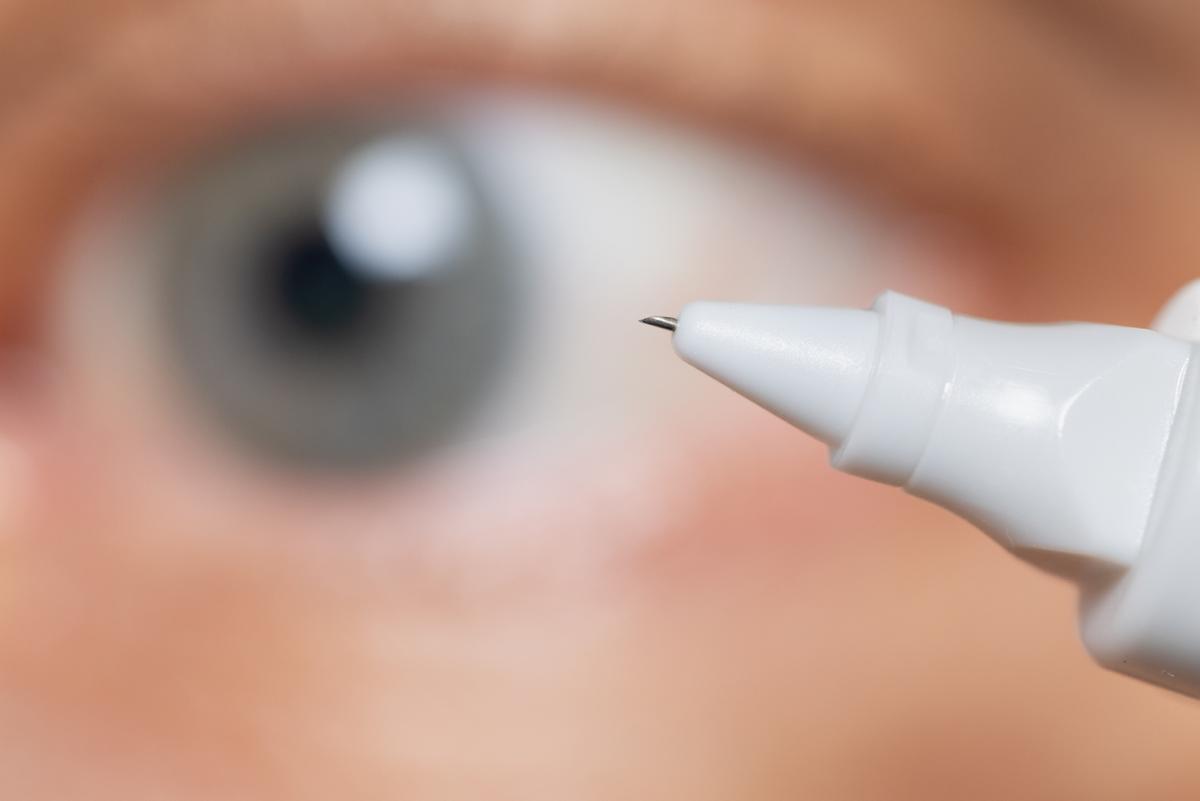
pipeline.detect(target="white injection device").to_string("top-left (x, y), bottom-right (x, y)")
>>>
top-left (642, 284), bottom-right (1200, 699)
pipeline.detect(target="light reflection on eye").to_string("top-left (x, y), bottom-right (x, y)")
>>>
top-left (324, 136), bottom-right (475, 282)
top-left (161, 120), bottom-right (520, 470)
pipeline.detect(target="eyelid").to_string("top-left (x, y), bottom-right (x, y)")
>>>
top-left (3, 0), bottom-right (797, 165)
top-left (0, 0), bottom-right (895, 214)
top-left (0, 0), bottom-right (798, 336)
top-left (0, 0), bottom-right (978, 339)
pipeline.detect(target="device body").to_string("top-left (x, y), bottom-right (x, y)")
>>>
top-left (671, 289), bottom-right (1200, 697)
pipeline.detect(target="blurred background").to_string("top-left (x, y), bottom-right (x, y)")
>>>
top-left (6, 1), bottom-right (1200, 799)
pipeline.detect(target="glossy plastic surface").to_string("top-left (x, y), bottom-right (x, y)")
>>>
top-left (673, 289), bottom-right (1200, 697)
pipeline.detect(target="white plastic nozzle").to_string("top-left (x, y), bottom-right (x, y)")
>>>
top-left (672, 292), bottom-right (1192, 574)
top-left (666, 288), bottom-right (1200, 699)
top-left (1153, 278), bottom-right (1200, 341)
top-left (672, 303), bottom-right (880, 447)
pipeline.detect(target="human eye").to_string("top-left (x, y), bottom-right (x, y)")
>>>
top-left (139, 118), bottom-right (515, 470)
top-left (49, 91), bottom-right (885, 482)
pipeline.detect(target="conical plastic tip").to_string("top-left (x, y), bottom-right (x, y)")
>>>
top-left (672, 302), bottom-right (880, 446)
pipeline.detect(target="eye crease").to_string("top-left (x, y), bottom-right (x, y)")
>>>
top-left (158, 118), bottom-right (520, 471)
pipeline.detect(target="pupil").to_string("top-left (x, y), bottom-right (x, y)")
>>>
top-left (271, 224), bottom-right (373, 340)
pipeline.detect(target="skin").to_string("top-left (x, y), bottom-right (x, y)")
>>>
top-left (6, 1), bottom-right (1200, 799)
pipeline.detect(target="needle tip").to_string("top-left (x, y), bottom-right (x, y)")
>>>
top-left (640, 316), bottom-right (678, 332)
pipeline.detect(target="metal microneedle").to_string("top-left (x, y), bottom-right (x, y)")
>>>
top-left (639, 316), bottom-right (678, 332)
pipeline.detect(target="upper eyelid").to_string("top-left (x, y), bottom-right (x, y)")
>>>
top-left (0, 0), bottom-right (824, 175)
top-left (0, 0), bottom-right (810, 335)
top-left (0, 0), bottom-right (937, 339)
